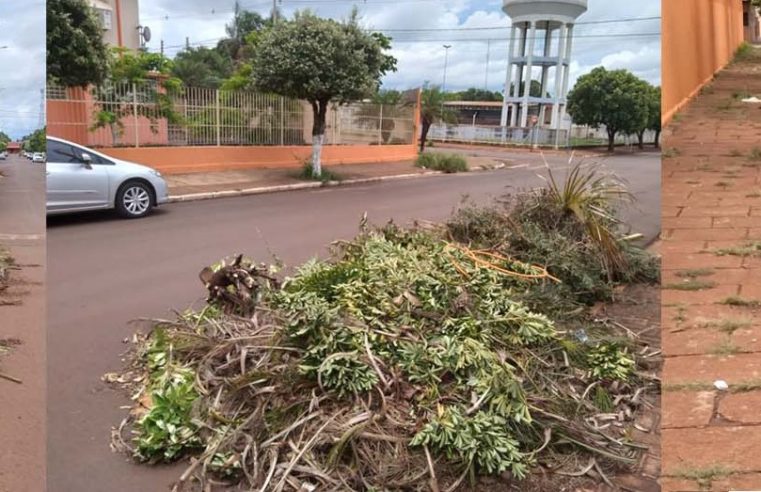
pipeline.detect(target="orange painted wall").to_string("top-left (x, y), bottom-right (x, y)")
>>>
top-left (99, 144), bottom-right (419, 174)
top-left (47, 93), bottom-right (170, 147)
top-left (662, 0), bottom-right (745, 124)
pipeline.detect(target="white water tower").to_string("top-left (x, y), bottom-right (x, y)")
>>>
top-left (499, 0), bottom-right (587, 131)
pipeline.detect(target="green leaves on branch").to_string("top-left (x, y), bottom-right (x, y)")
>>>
top-left (47, 0), bottom-right (110, 87)
top-left (587, 342), bottom-right (636, 382)
top-left (249, 11), bottom-right (397, 106)
top-left (410, 406), bottom-right (528, 478)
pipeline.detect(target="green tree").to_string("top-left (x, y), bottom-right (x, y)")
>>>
top-left (452, 88), bottom-right (503, 101)
top-left (250, 11), bottom-right (396, 176)
top-left (47, 0), bottom-right (109, 87)
top-left (171, 47), bottom-right (233, 88)
top-left (217, 1), bottom-right (269, 63)
top-left (633, 84), bottom-right (660, 150)
top-left (0, 131), bottom-right (10, 144)
top-left (567, 67), bottom-right (650, 152)
top-left (508, 80), bottom-right (546, 98)
top-left (23, 128), bottom-right (46, 153)
top-left (92, 48), bottom-right (183, 144)
top-left (648, 86), bottom-right (661, 148)
top-left (419, 86), bottom-right (457, 153)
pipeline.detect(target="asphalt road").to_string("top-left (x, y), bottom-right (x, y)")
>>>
top-left (47, 152), bottom-right (660, 492)
top-left (0, 155), bottom-right (46, 492)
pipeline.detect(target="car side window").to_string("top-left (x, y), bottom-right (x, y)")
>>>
top-left (70, 145), bottom-right (113, 165)
top-left (46, 140), bottom-right (79, 163)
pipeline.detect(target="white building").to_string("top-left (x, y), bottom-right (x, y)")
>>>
top-left (500, 0), bottom-right (588, 131)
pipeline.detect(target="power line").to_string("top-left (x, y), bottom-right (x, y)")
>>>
top-left (155, 30), bottom-right (661, 55)
top-left (372, 16), bottom-right (660, 32)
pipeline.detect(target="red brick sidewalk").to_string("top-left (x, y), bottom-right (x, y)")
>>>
top-left (661, 47), bottom-right (761, 491)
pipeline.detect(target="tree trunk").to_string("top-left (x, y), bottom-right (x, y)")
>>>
top-left (311, 100), bottom-right (329, 176)
top-left (637, 131), bottom-right (645, 150)
top-left (607, 129), bottom-right (616, 153)
top-left (653, 129), bottom-right (661, 148)
top-left (419, 119), bottom-right (431, 153)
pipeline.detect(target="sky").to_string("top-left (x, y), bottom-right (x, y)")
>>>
top-left (141, 0), bottom-right (661, 94)
top-left (0, 1), bottom-right (46, 140)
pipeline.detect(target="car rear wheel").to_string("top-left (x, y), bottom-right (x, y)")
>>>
top-left (115, 181), bottom-right (154, 218)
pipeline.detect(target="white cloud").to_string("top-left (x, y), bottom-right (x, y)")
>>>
top-left (0, 1), bottom-right (46, 139)
top-left (141, 0), bottom-right (661, 93)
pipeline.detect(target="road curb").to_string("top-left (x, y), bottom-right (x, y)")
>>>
top-left (167, 171), bottom-right (443, 203)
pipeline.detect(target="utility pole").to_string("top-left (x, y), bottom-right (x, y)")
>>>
top-left (484, 39), bottom-right (491, 90)
top-left (442, 44), bottom-right (452, 92)
top-left (185, 37), bottom-right (190, 49)
top-left (160, 39), bottom-right (164, 56)
top-left (272, 0), bottom-right (278, 24)
top-left (38, 88), bottom-right (45, 129)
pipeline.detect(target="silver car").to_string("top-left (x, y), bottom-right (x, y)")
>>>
top-left (46, 136), bottom-right (169, 218)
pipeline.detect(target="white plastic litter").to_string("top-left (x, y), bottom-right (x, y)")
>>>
top-left (714, 380), bottom-right (729, 391)
top-left (741, 96), bottom-right (761, 103)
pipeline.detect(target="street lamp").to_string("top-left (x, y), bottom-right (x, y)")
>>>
top-left (442, 44), bottom-right (452, 92)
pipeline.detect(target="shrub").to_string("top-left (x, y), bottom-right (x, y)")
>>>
top-left (415, 152), bottom-right (439, 169)
top-left (296, 161), bottom-right (341, 182)
top-left (415, 152), bottom-right (469, 173)
top-left (446, 163), bottom-right (658, 311)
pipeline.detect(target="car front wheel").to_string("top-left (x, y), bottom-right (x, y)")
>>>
top-left (115, 181), bottom-right (154, 218)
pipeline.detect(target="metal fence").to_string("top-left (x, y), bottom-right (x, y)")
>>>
top-left (429, 123), bottom-right (659, 149)
top-left (47, 83), bottom-right (417, 149)
top-left (429, 124), bottom-right (570, 148)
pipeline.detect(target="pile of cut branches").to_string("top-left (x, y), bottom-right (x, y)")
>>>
top-left (447, 159), bottom-right (658, 312)
top-left (112, 221), bottom-right (657, 491)
top-left (0, 248), bottom-right (14, 290)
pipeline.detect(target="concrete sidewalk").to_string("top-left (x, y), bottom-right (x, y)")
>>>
top-left (166, 160), bottom-right (430, 196)
top-left (164, 155), bottom-right (517, 199)
top-left (660, 47), bottom-right (761, 491)
top-left (0, 156), bottom-right (45, 492)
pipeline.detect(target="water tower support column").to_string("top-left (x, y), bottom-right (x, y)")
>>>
top-left (539, 24), bottom-right (552, 125)
top-left (500, 24), bottom-right (519, 128)
top-left (551, 23), bottom-right (568, 128)
top-left (558, 24), bottom-right (575, 128)
top-left (520, 20), bottom-right (536, 127)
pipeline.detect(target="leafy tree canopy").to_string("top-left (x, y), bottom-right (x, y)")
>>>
top-left (451, 88), bottom-right (503, 102)
top-left (23, 128), bottom-right (46, 153)
top-left (0, 131), bottom-right (11, 143)
top-left (172, 47), bottom-right (233, 89)
top-left (217, 1), bottom-right (271, 62)
top-left (249, 10), bottom-right (396, 175)
top-left (108, 48), bottom-right (178, 87)
top-left (250, 11), bottom-right (396, 106)
top-left (47, 0), bottom-right (109, 87)
top-left (567, 67), bottom-right (651, 151)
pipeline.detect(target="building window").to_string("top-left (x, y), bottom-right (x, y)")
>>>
top-left (96, 8), bottom-right (112, 30)
top-left (46, 86), bottom-right (67, 100)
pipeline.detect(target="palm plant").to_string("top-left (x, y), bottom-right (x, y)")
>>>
top-left (419, 86), bottom-right (456, 152)
top-left (542, 155), bottom-right (634, 280)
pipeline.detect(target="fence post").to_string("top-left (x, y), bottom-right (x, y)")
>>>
top-left (378, 104), bottom-right (383, 145)
top-left (279, 97), bottom-right (285, 146)
top-left (215, 89), bottom-right (221, 146)
top-left (132, 83), bottom-right (139, 148)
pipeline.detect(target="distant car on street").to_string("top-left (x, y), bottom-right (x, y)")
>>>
top-left (32, 152), bottom-right (45, 163)
top-left (0, 151), bottom-right (6, 160)
top-left (46, 136), bottom-right (169, 219)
